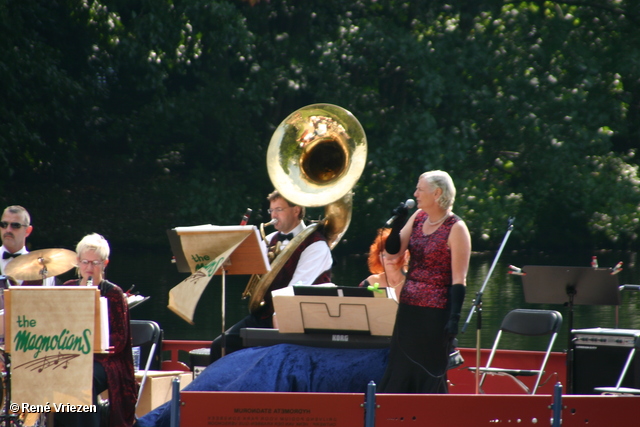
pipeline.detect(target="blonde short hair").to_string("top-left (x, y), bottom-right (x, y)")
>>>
top-left (420, 170), bottom-right (456, 210)
top-left (76, 233), bottom-right (110, 260)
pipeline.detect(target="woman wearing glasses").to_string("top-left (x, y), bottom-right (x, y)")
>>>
top-left (55, 233), bottom-right (137, 427)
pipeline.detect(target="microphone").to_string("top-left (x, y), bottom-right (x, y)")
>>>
top-left (385, 199), bottom-right (415, 226)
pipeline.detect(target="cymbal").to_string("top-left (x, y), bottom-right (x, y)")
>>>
top-left (4, 248), bottom-right (77, 281)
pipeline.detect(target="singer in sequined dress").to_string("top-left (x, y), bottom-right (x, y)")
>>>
top-left (380, 170), bottom-right (471, 393)
top-left (55, 233), bottom-right (137, 427)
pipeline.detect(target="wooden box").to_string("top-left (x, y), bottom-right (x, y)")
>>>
top-left (135, 371), bottom-right (193, 417)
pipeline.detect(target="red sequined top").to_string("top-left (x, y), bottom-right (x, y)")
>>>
top-left (399, 210), bottom-right (459, 309)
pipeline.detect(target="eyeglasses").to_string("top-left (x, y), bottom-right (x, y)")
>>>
top-left (0, 221), bottom-right (29, 229)
top-left (267, 207), bottom-right (290, 214)
top-left (80, 259), bottom-right (103, 266)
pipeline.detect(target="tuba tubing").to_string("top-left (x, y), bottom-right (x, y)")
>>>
top-left (243, 223), bottom-right (321, 313)
top-left (244, 104), bottom-right (367, 313)
top-left (260, 218), bottom-right (278, 242)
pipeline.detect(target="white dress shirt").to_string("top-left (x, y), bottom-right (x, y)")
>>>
top-left (265, 222), bottom-right (333, 286)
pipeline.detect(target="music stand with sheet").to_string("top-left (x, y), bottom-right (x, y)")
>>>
top-left (521, 265), bottom-right (621, 393)
top-left (167, 225), bottom-right (269, 358)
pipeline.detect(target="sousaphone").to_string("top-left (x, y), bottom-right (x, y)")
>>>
top-left (242, 104), bottom-right (367, 312)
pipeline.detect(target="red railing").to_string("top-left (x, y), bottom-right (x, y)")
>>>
top-left (160, 339), bottom-right (211, 371)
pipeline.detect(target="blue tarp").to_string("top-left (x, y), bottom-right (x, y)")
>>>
top-left (136, 344), bottom-right (389, 427)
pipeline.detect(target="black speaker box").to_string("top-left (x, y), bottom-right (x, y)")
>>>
top-left (572, 334), bottom-right (640, 394)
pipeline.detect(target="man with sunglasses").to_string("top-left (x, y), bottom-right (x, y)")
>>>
top-left (0, 205), bottom-right (55, 286)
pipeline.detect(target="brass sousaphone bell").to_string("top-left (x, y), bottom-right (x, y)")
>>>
top-left (242, 104), bottom-right (367, 312)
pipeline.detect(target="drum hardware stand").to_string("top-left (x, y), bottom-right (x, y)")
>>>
top-left (37, 259), bottom-right (48, 283)
top-left (461, 217), bottom-right (515, 394)
top-left (2, 352), bottom-right (19, 427)
top-left (0, 279), bottom-right (19, 426)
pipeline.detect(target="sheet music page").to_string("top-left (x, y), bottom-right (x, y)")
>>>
top-left (253, 226), bottom-right (271, 272)
top-left (271, 287), bottom-right (295, 297)
top-left (0, 308), bottom-right (4, 348)
top-left (100, 296), bottom-right (109, 351)
top-left (174, 224), bottom-right (256, 233)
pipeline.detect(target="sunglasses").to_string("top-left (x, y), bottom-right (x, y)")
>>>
top-left (0, 221), bottom-right (29, 229)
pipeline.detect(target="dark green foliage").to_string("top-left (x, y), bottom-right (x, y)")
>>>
top-left (1, 0), bottom-right (639, 255)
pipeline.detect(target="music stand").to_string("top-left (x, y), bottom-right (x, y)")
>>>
top-left (167, 225), bottom-right (269, 358)
top-left (521, 265), bottom-right (621, 393)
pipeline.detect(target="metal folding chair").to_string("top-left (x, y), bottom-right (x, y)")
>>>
top-left (130, 320), bottom-right (162, 407)
top-left (593, 345), bottom-right (640, 395)
top-left (470, 308), bottom-right (563, 394)
top-left (596, 285), bottom-right (640, 395)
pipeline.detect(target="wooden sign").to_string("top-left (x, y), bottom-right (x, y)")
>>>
top-left (5, 287), bottom-right (100, 406)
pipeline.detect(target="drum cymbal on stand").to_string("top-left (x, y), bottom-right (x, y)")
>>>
top-left (4, 248), bottom-right (77, 281)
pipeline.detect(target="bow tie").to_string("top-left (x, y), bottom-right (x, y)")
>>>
top-left (277, 232), bottom-right (294, 242)
top-left (2, 252), bottom-right (21, 259)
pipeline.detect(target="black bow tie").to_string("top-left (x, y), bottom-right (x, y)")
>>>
top-left (3, 252), bottom-right (21, 259)
top-left (277, 232), bottom-right (294, 242)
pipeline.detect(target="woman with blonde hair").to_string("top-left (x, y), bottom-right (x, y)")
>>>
top-left (380, 170), bottom-right (471, 394)
top-left (55, 233), bottom-right (137, 427)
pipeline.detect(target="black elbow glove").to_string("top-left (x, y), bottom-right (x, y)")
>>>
top-left (384, 205), bottom-right (409, 254)
top-left (385, 228), bottom-right (402, 254)
top-left (445, 284), bottom-right (466, 335)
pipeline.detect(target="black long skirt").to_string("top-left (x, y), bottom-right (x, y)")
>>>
top-left (379, 303), bottom-right (450, 393)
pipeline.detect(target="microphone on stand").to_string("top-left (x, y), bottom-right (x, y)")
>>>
top-left (385, 199), bottom-right (415, 227)
top-left (240, 208), bottom-right (252, 225)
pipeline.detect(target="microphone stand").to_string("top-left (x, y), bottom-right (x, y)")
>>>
top-left (461, 217), bottom-right (514, 394)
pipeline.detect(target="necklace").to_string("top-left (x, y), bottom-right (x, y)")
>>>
top-left (426, 211), bottom-right (449, 226)
top-left (385, 273), bottom-right (405, 288)
top-left (384, 268), bottom-right (407, 288)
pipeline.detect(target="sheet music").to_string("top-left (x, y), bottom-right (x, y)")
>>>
top-left (100, 296), bottom-right (109, 351)
top-left (0, 308), bottom-right (4, 348)
top-left (173, 224), bottom-right (270, 271)
top-left (253, 227), bottom-right (270, 272)
top-left (174, 224), bottom-right (256, 233)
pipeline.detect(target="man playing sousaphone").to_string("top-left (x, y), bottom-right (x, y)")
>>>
top-left (209, 190), bottom-right (332, 363)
